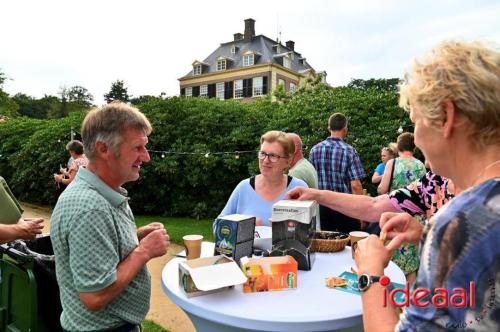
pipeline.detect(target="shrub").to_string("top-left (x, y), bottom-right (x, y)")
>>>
top-left (0, 85), bottom-right (413, 217)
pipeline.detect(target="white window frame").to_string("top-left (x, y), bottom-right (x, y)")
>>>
top-left (231, 45), bottom-right (236, 54)
top-left (193, 65), bottom-right (202, 75)
top-left (200, 85), bottom-right (208, 97)
top-left (185, 87), bottom-right (192, 97)
top-left (234, 80), bottom-right (243, 99)
top-left (243, 54), bottom-right (254, 66)
top-left (216, 82), bottom-right (225, 100)
top-left (216, 60), bottom-right (226, 71)
top-left (283, 56), bottom-right (291, 69)
top-left (253, 77), bottom-right (263, 96)
top-left (289, 82), bottom-right (297, 93)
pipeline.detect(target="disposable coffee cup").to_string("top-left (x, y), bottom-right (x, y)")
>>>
top-left (183, 235), bottom-right (203, 260)
top-left (349, 231), bottom-right (369, 259)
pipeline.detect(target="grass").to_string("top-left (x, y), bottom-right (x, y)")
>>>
top-left (137, 216), bottom-right (215, 331)
top-left (135, 215), bottom-right (215, 245)
top-left (143, 320), bottom-right (170, 332)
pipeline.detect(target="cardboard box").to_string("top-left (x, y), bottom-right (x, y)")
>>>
top-left (241, 256), bottom-right (298, 293)
top-left (271, 200), bottom-right (317, 270)
top-left (214, 214), bottom-right (255, 261)
top-left (271, 200), bottom-right (318, 224)
top-left (179, 255), bottom-right (248, 298)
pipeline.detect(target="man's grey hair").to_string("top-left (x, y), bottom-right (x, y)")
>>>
top-left (81, 102), bottom-right (152, 160)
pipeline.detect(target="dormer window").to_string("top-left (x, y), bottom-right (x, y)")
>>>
top-left (273, 44), bottom-right (281, 54)
top-left (193, 65), bottom-right (202, 75)
top-left (231, 45), bottom-right (237, 54)
top-left (243, 54), bottom-right (254, 66)
top-left (283, 56), bottom-right (291, 69)
top-left (216, 59), bottom-right (227, 71)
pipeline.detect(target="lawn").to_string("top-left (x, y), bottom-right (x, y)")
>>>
top-left (143, 319), bottom-right (169, 332)
top-left (134, 216), bottom-right (215, 245)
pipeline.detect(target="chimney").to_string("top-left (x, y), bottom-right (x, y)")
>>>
top-left (286, 40), bottom-right (295, 51)
top-left (244, 18), bottom-right (255, 42)
top-left (234, 33), bottom-right (243, 41)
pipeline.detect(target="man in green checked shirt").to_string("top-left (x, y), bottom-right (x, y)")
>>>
top-left (51, 102), bottom-right (170, 332)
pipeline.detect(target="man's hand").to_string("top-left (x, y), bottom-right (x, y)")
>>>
top-left (285, 187), bottom-right (319, 201)
top-left (379, 212), bottom-right (423, 246)
top-left (137, 222), bottom-right (164, 241)
top-left (16, 218), bottom-right (44, 240)
top-left (137, 228), bottom-right (169, 260)
top-left (54, 174), bottom-right (63, 183)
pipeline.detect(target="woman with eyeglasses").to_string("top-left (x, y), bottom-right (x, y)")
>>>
top-left (215, 131), bottom-right (308, 229)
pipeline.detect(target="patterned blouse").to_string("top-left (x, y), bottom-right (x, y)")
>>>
top-left (385, 158), bottom-right (427, 275)
top-left (389, 171), bottom-right (455, 220)
top-left (69, 155), bottom-right (89, 173)
top-left (396, 179), bottom-right (500, 331)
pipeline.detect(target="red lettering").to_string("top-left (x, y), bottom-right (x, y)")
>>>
top-left (432, 288), bottom-right (449, 308)
top-left (390, 282), bottom-right (410, 307)
top-left (450, 288), bottom-right (467, 307)
top-left (412, 288), bottom-right (430, 307)
top-left (382, 280), bottom-right (476, 309)
top-left (470, 281), bottom-right (475, 307)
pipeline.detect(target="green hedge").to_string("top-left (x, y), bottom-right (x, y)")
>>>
top-left (0, 86), bottom-right (413, 218)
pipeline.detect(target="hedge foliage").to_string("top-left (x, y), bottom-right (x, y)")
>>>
top-left (0, 84), bottom-right (413, 218)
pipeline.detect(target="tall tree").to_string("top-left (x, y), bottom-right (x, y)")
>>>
top-left (104, 80), bottom-right (130, 103)
top-left (347, 78), bottom-right (400, 92)
top-left (67, 85), bottom-right (94, 108)
top-left (0, 69), bottom-right (20, 118)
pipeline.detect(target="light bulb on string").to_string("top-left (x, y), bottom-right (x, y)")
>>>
top-left (235, 154), bottom-right (240, 159)
top-left (161, 154), bottom-right (165, 158)
top-left (204, 152), bottom-right (210, 158)
top-left (397, 126), bottom-right (403, 134)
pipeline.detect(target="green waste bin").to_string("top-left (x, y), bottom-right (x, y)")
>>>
top-left (0, 235), bottom-right (62, 332)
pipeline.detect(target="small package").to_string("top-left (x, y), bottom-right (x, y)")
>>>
top-left (241, 255), bottom-right (298, 293)
top-left (179, 255), bottom-right (247, 298)
top-left (214, 214), bottom-right (255, 263)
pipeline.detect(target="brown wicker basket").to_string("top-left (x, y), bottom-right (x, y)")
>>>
top-left (312, 231), bottom-right (350, 253)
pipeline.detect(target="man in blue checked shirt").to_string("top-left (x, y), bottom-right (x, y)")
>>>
top-left (309, 113), bottom-right (366, 233)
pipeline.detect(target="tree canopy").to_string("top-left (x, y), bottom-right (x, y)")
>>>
top-left (104, 80), bottom-right (130, 103)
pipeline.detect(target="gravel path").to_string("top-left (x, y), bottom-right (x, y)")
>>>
top-left (20, 202), bottom-right (195, 332)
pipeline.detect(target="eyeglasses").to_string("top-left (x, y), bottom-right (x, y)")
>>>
top-left (257, 151), bottom-right (286, 163)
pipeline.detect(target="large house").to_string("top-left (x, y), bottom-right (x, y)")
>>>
top-left (179, 18), bottom-right (326, 100)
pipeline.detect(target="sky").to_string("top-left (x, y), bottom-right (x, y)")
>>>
top-left (1, 0), bottom-right (499, 104)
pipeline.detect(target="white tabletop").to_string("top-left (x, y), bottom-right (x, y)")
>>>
top-left (162, 242), bottom-right (405, 332)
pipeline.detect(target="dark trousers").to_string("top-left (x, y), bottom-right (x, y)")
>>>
top-left (319, 205), bottom-right (361, 233)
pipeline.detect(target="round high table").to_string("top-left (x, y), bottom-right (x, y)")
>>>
top-left (162, 242), bottom-right (405, 332)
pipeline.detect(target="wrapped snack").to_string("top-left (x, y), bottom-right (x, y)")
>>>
top-left (325, 276), bottom-right (348, 288)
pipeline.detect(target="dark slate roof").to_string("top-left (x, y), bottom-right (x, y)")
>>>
top-left (182, 35), bottom-right (315, 78)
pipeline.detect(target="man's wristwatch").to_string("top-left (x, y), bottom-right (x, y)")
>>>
top-left (358, 274), bottom-right (381, 292)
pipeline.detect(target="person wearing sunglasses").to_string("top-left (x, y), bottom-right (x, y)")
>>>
top-left (215, 131), bottom-right (308, 229)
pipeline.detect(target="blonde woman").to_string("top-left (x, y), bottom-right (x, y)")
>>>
top-left (355, 41), bottom-right (500, 331)
top-left (216, 131), bottom-right (308, 228)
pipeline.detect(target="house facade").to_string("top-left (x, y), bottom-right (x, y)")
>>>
top-left (179, 18), bottom-right (325, 100)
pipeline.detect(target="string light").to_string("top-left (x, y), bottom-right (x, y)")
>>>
top-left (397, 126), bottom-right (404, 134)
